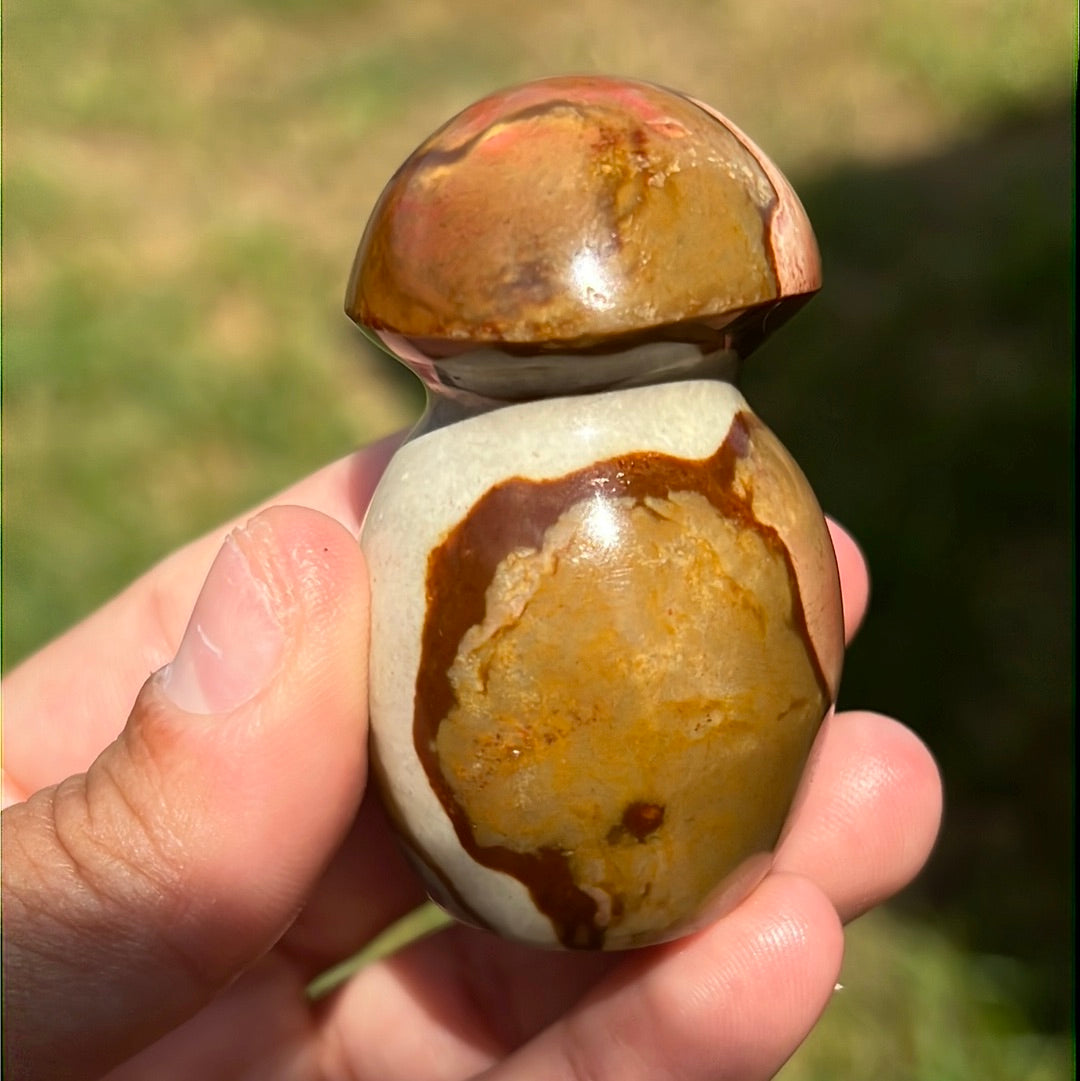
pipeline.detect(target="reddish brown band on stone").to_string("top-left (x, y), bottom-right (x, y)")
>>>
top-left (408, 412), bottom-right (831, 948)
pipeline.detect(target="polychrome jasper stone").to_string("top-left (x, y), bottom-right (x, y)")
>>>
top-left (349, 76), bottom-right (845, 950)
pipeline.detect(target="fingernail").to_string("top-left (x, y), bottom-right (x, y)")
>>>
top-left (160, 518), bottom-right (287, 714)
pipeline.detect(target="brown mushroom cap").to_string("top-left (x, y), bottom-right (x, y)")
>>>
top-left (347, 76), bottom-right (819, 360)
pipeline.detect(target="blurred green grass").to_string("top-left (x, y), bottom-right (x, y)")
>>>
top-left (782, 909), bottom-right (1072, 1081)
top-left (2, 0), bottom-right (1074, 1075)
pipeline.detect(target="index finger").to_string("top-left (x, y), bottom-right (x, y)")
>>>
top-left (828, 517), bottom-right (870, 641)
top-left (1, 437), bottom-right (399, 802)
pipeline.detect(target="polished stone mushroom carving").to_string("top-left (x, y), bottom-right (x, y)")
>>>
top-left (349, 75), bottom-right (844, 950)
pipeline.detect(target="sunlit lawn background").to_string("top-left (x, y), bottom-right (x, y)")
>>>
top-left (2, 0), bottom-right (1073, 1076)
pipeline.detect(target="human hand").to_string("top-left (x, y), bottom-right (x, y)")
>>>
top-left (1, 437), bottom-right (941, 1081)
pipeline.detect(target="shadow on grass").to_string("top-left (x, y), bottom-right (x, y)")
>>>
top-left (742, 97), bottom-right (1073, 1031)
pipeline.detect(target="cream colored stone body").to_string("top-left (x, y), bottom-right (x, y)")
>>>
top-left (361, 378), bottom-right (843, 948)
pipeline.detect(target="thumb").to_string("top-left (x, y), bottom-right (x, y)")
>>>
top-left (1, 506), bottom-right (370, 1081)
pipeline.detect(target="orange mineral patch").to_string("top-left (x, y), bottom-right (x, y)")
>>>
top-left (413, 414), bottom-right (832, 948)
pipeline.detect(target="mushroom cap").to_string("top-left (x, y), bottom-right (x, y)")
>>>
top-left (347, 75), bottom-right (819, 360)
